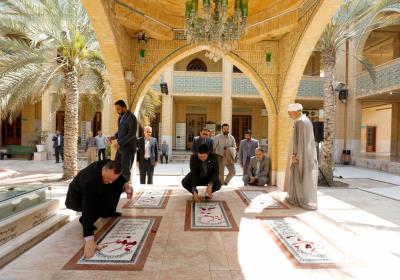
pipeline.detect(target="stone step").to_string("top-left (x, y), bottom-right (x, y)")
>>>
top-left (0, 214), bottom-right (68, 268)
top-left (0, 199), bottom-right (59, 246)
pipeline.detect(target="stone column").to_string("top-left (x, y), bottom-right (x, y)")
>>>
top-left (41, 91), bottom-right (56, 158)
top-left (391, 103), bottom-right (399, 156)
top-left (345, 40), bottom-right (362, 159)
top-left (101, 95), bottom-right (113, 136)
top-left (221, 59), bottom-right (233, 127)
top-left (161, 66), bottom-right (174, 156)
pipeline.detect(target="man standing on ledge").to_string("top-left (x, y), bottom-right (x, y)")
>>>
top-left (65, 160), bottom-right (133, 259)
top-left (182, 144), bottom-right (221, 202)
top-left (109, 100), bottom-right (137, 189)
top-left (286, 103), bottom-right (318, 210)
top-left (213, 123), bottom-right (236, 185)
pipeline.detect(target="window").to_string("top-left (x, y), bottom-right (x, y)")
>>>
top-left (187, 59), bottom-right (207, 72)
top-left (233, 65), bottom-right (242, 73)
top-left (366, 126), bottom-right (376, 152)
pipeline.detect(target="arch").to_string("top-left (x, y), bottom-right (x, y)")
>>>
top-left (131, 44), bottom-right (278, 118)
top-left (355, 7), bottom-right (400, 66)
top-left (187, 58), bottom-right (208, 72)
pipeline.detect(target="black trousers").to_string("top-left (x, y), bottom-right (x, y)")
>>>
top-left (115, 147), bottom-right (135, 181)
top-left (139, 159), bottom-right (155, 184)
top-left (181, 173), bottom-right (222, 194)
top-left (160, 153), bottom-right (168, 164)
top-left (55, 146), bottom-right (64, 163)
top-left (98, 149), bottom-right (106, 160)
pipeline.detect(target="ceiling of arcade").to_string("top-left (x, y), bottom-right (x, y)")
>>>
top-left (113, 0), bottom-right (303, 42)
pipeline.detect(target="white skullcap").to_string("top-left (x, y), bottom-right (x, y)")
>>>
top-left (287, 103), bottom-right (303, 112)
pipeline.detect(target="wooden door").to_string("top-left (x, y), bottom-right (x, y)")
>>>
top-left (92, 112), bottom-right (102, 136)
top-left (186, 114), bottom-right (206, 150)
top-left (56, 111), bottom-right (65, 134)
top-left (232, 115), bottom-right (252, 146)
top-left (366, 126), bottom-right (376, 152)
top-left (1, 116), bottom-right (21, 145)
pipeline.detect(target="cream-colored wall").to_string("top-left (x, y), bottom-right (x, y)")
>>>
top-left (232, 101), bottom-right (268, 141)
top-left (174, 51), bottom-right (222, 72)
top-left (173, 98), bottom-right (221, 148)
top-left (21, 103), bottom-right (40, 145)
top-left (361, 104), bottom-right (392, 155)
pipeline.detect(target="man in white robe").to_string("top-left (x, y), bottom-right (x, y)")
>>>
top-left (286, 103), bottom-right (318, 210)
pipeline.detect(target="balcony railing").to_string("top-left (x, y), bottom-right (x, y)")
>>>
top-left (356, 57), bottom-right (400, 96)
top-left (297, 75), bottom-right (326, 98)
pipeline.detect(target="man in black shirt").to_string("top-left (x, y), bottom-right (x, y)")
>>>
top-left (65, 160), bottom-right (132, 259)
top-left (182, 144), bottom-right (221, 202)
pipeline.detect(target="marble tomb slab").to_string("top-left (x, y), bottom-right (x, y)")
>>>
top-left (63, 216), bottom-right (161, 271)
top-left (257, 216), bottom-right (354, 268)
top-left (185, 201), bottom-right (238, 231)
top-left (123, 189), bottom-right (171, 209)
top-left (236, 190), bottom-right (289, 210)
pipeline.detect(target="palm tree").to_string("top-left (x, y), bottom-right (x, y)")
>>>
top-left (316, 0), bottom-right (400, 184)
top-left (137, 88), bottom-right (161, 127)
top-left (0, 0), bottom-right (108, 179)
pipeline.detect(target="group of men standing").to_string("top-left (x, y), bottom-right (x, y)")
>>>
top-left (65, 100), bottom-right (318, 259)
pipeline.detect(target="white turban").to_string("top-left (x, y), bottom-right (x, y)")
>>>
top-left (287, 103), bottom-right (303, 112)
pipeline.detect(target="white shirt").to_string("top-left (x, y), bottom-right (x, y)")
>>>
top-left (255, 160), bottom-right (260, 176)
top-left (144, 138), bottom-right (151, 159)
top-left (57, 136), bottom-right (61, 146)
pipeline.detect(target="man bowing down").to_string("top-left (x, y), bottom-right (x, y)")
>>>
top-left (286, 103), bottom-right (318, 210)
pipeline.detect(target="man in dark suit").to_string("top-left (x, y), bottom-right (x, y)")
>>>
top-left (191, 126), bottom-right (213, 154)
top-left (110, 100), bottom-right (137, 186)
top-left (238, 130), bottom-right (259, 172)
top-left (65, 160), bottom-right (133, 259)
top-left (137, 126), bottom-right (158, 184)
top-left (242, 148), bottom-right (270, 186)
top-left (182, 144), bottom-right (221, 202)
top-left (52, 131), bottom-right (64, 163)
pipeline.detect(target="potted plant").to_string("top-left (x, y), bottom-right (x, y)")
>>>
top-left (34, 129), bottom-right (49, 152)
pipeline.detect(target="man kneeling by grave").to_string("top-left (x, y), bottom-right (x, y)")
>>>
top-left (65, 160), bottom-right (133, 258)
top-left (182, 144), bottom-right (221, 202)
top-left (242, 147), bottom-right (270, 186)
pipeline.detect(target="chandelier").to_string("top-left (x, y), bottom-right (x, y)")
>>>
top-left (185, 0), bottom-right (249, 61)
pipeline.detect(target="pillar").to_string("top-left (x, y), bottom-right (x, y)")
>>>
top-left (101, 95), bottom-right (113, 136)
top-left (221, 59), bottom-right (233, 127)
top-left (391, 103), bottom-right (399, 156)
top-left (345, 40), bottom-right (362, 159)
top-left (41, 91), bottom-right (56, 157)
top-left (161, 66), bottom-right (174, 156)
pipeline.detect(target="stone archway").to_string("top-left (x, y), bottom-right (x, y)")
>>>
top-left (277, 0), bottom-right (344, 187)
top-left (131, 44), bottom-right (280, 183)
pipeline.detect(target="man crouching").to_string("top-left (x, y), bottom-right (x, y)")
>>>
top-left (182, 144), bottom-right (221, 202)
top-left (65, 160), bottom-right (133, 259)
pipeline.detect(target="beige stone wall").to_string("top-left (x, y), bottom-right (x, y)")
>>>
top-left (361, 104), bottom-right (392, 155)
top-left (21, 103), bottom-right (39, 146)
top-left (174, 51), bottom-right (222, 72)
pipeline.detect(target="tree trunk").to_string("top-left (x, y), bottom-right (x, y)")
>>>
top-left (63, 68), bottom-right (79, 179)
top-left (320, 51), bottom-right (336, 184)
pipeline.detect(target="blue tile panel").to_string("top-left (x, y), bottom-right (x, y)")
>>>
top-left (356, 60), bottom-right (400, 96)
top-left (297, 76), bottom-right (325, 97)
top-left (173, 75), bottom-right (223, 93)
top-left (232, 77), bottom-right (258, 95)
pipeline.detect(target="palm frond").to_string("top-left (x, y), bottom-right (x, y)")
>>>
top-left (138, 89), bottom-right (161, 127)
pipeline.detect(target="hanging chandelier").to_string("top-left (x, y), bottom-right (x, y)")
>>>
top-left (185, 0), bottom-right (249, 61)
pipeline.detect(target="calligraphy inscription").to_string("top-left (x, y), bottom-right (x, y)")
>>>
top-left (192, 201), bottom-right (230, 228)
top-left (79, 218), bottom-right (154, 264)
top-left (125, 190), bottom-right (168, 208)
top-left (0, 202), bottom-right (57, 246)
top-left (263, 218), bottom-right (348, 264)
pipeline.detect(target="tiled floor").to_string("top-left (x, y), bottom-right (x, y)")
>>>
top-left (1, 180), bottom-right (400, 280)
